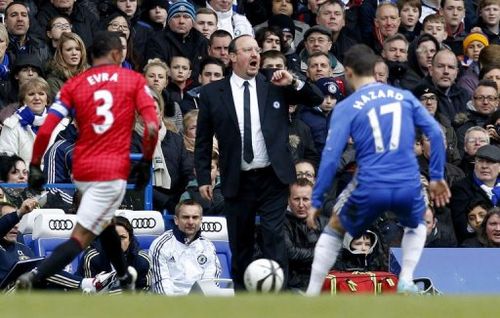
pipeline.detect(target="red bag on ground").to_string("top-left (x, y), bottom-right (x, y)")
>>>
top-left (322, 271), bottom-right (398, 294)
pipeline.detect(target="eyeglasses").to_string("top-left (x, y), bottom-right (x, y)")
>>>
top-left (297, 172), bottom-right (315, 179)
top-left (237, 46), bottom-right (262, 54)
top-left (52, 23), bottom-right (71, 30)
top-left (473, 95), bottom-right (498, 103)
top-left (108, 23), bottom-right (129, 31)
top-left (419, 95), bottom-right (437, 103)
top-left (466, 137), bottom-right (488, 144)
top-left (306, 37), bottom-right (330, 45)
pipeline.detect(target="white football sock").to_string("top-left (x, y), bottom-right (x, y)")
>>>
top-left (305, 226), bottom-right (344, 296)
top-left (399, 223), bottom-right (426, 283)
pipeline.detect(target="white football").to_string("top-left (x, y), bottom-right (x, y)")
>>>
top-left (243, 258), bottom-right (284, 293)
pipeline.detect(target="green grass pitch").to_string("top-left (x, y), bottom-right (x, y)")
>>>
top-left (1, 294), bottom-right (497, 318)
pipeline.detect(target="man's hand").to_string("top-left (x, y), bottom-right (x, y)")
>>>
top-left (271, 70), bottom-right (294, 87)
top-left (429, 180), bottom-right (451, 208)
top-left (18, 198), bottom-right (38, 217)
top-left (199, 185), bottom-right (213, 201)
top-left (28, 164), bottom-right (45, 193)
top-left (131, 159), bottom-right (152, 191)
top-left (306, 206), bottom-right (320, 229)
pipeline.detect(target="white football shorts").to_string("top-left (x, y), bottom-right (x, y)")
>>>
top-left (74, 179), bottom-right (127, 235)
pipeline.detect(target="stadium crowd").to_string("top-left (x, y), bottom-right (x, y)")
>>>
top-left (0, 0), bottom-right (500, 293)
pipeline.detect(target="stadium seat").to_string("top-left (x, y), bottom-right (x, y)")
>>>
top-left (22, 234), bottom-right (33, 249)
top-left (135, 234), bottom-right (159, 250)
top-left (115, 210), bottom-right (165, 235)
top-left (18, 208), bottom-right (65, 234)
top-left (163, 214), bottom-right (175, 230)
top-left (31, 214), bottom-right (79, 273)
top-left (200, 216), bottom-right (228, 241)
top-left (212, 240), bottom-right (232, 279)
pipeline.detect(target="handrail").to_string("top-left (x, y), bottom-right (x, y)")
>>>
top-left (0, 153), bottom-right (153, 209)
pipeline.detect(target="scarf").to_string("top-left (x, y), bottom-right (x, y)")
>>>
top-left (134, 121), bottom-right (171, 189)
top-left (16, 105), bottom-right (47, 134)
top-left (473, 174), bottom-right (500, 205)
top-left (0, 54), bottom-right (10, 80)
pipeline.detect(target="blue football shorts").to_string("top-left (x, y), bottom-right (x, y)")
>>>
top-left (333, 178), bottom-right (426, 238)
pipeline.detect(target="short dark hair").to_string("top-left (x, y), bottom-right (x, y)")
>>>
top-left (440, 0), bottom-right (464, 10)
top-left (209, 29), bottom-right (232, 47)
top-left (0, 154), bottom-right (24, 182)
top-left (476, 79), bottom-right (498, 92)
top-left (5, 1), bottom-right (28, 17)
top-left (306, 51), bottom-right (330, 66)
top-left (260, 50), bottom-right (287, 66)
top-left (90, 31), bottom-right (123, 60)
top-left (200, 56), bottom-right (225, 74)
top-left (175, 199), bottom-right (203, 217)
top-left (343, 44), bottom-right (378, 76)
top-left (291, 178), bottom-right (314, 190)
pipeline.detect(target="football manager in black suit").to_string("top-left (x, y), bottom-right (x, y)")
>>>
top-left (195, 34), bottom-right (323, 290)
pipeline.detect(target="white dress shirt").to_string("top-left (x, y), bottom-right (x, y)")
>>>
top-left (230, 73), bottom-right (270, 170)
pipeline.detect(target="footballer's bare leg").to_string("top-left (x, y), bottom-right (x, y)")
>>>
top-left (305, 213), bottom-right (345, 296)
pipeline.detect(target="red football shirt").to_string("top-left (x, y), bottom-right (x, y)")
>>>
top-left (43, 64), bottom-right (158, 181)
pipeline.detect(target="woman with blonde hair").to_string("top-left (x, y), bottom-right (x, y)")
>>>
top-left (45, 32), bottom-right (89, 99)
top-left (0, 78), bottom-right (51, 164)
top-left (143, 58), bottom-right (183, 132)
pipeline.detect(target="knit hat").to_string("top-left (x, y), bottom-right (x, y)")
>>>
top-left (315, 77), bottom-right (345, 101)
top-left (167, 1), bottom-right (195, 23)
top-left (268, 14), bottom-right (296, 40)
top-left (142, 0), bottom-right (168, 11)
top-left (463, 32), bottom-right (489, 54)
top-left (412, 83), bottom-right (438, 99)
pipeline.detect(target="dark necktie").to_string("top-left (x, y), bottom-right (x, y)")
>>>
top-left (243, 81), bottom-right (254, 163)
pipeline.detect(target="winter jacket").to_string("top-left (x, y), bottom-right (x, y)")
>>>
top-left (333, 230), bottom-right (387, 272)
top-left (144, 28), bottom-right (208, 80)
top-left (36, 1), bottom-right (99, 48)
top-left (284, 211), bottom-right (327, 290)
top-left (450, 173), bottom-right (498, 243)
top-left (0, 113), bottom-right (36, 164)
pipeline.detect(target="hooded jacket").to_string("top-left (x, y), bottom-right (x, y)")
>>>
top-left (333, 230), bottom-right (386, 272)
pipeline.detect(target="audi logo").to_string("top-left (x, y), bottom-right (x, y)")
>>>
top-left (201, 222), bottom-right (223, 232)
top-left (131, 218), bottom-right (157, 229)
top-left (48, 219), bottom-right (74, 231)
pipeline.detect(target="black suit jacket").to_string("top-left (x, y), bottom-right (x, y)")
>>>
top-left (195, 74), bottom-right (323, 198)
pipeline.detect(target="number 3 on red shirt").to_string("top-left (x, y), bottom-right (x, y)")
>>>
top-left (92, 89), bottom-right (114, 134)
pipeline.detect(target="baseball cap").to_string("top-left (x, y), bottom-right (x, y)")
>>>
top-left (476, 145), bottom-right (500, 163)
top-left (412, 83), bottom-right (438, 99)
top-left (268, 14), bottom-right (296, 39)
top-left (315, 77), bottom-right (345, 101)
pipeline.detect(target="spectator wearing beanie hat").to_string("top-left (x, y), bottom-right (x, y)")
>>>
top-left (139, 0), bottom-right (169, 31)
top-left (299, 77), bottom-right (346, 153)
top-left (145, 0), bottom-right (208, 81)
top-left (412, 83), bottom-right (462, 165)
top-left (457, 32), bottom-right (490, 96)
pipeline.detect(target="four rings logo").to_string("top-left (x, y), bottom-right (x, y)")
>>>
top-left (48, 219), bottom-right (74, 231)
top-left (131, 218), bottom-right (157, 229)
top-left (201, 222), bottom-right (222, 232)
